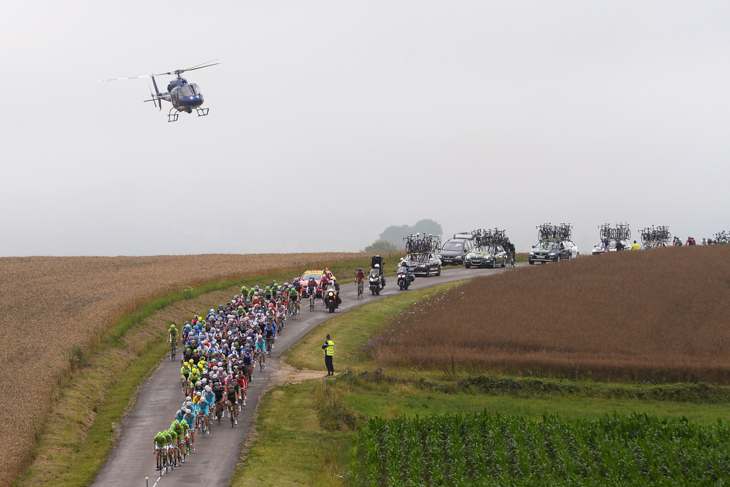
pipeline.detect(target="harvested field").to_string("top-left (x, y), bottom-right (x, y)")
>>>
top-left (374, 246), bottom-right (730, 383)
top-left (0, 253), bottom-right (363, 487)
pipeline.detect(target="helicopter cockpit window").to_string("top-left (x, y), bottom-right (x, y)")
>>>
top-left (178, 84), bottom-right (199, 97)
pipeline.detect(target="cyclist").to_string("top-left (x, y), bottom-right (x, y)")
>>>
top-left (212, 380), bottom-right (225, 420)
top-left (201, 386), bottom-right (214, 431)
top-left (180, 418), bottom-right (191, 454)
top-left (242, 346), bottom-right (253, 382)
top-left (287, 286), bottom-right (300, 314)
top-left (307, 277), bottom-right (317, 297)
top-left (235, 367), bottom-right (247, 408)
top-left (320, 271), bottom-right (331, 293)
top-left (168, 324), bottom-right (178, 355)
top-left (172, 420), bottom-right (185, 463)
top-left (255, 334), bottom-right (266, 369)
top-left (225, 380), bottom-right (238, 424)
top-left (265, 321), bottom-right (276, 354)
top-left (154, 431), bottom-right (167, 469)
top-left (163, 429), bottom-right (175, 466)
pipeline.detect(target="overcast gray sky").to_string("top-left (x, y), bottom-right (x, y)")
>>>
top-left (2, 1), bottom-right (728, 256)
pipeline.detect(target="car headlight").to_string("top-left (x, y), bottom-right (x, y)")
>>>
top-left (529, 251), bottom-right (534, 256)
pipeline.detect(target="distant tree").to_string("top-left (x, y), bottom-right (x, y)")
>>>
top-left (378, 219), bottom-right (443, 246)
top-left (412, 219), bottom-right (443, 237)
top-left (362, 240), bottom-right (401, 254)
top-left (379, 225), bottom-right (411, 246)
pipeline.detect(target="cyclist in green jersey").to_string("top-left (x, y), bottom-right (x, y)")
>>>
top-left (168, 324), bottom-right (177, 354)
top-left (154, 431), bottom-right (166, 469)
top-left (163, 430), bottom-right (175, 466)
top-left (171, 421), bottom-right (183, 465)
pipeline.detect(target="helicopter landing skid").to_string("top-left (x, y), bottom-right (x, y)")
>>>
top-left (196, 107), bottom-right (209, 117)
top-left (167, 108), bottom-right (179, 123)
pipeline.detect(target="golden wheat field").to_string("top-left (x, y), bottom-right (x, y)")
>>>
top-left (0, 253), bottom-right (362, 487)
top-left (375, 245), bottom-right (730, 383)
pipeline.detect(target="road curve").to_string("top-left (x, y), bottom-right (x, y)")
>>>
top-left (92, 265), bottom-right (516, 487)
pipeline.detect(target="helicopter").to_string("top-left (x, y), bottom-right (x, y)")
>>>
top-left (101, 60), bottom-right (219, 122)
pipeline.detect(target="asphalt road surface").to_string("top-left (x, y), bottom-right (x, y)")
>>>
top-left (93, 264), bottom-right (516, 487)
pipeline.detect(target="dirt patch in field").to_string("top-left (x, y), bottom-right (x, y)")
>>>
top-left (272, 363), bottom-right (329, 385)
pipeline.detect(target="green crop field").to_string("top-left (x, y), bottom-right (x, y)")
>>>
top-left (353, 411), bottom-right (730, 486)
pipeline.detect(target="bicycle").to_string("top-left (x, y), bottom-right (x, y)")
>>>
top-left (357, 279), bottom-right (364, 299)
top-left (309, 292), bottom-right (316, 311)
top-left (170, 340), bottom-right (177, 361)
top-left (229, 403), bottom-right (236, 428)
top-left (216, 402), bottom-right (223, 426)
top-left (258, 351), bottom-right (265, 371)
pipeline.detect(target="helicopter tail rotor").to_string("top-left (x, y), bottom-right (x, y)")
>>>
top-left (148, 84), bottom-right (158, 109)
top-left (151, 76), bottom-right (162, 110)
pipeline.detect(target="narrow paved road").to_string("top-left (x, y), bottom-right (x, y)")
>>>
top-left (93, 265), bottom-right (516, 487)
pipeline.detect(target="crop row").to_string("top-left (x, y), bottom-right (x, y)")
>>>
top-left (352, 411), bottom-right (730, 486)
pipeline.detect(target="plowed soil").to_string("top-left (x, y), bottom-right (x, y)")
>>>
top-left (374, 246), bottom-right (730, 383)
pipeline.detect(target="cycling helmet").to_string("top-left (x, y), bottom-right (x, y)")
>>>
top-left (210, 309), bottom-right (215, 313)
top-left (205, 385), bottom-right (211, 392)
top-left (196, 391), bottom-right (202, 396)
top-left (185, 408), bottom-right (191, 414)
top-left (176, 409), bottom-right (182, 416)
top-left (374, 264), bottom-right (380, 268)
top-left (170, 324), bottom-right (176, 329)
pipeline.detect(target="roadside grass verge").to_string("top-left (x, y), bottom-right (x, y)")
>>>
top-left (283, 281), bottom-right (466, 373)
top-left (12, 256), bottom-right (373, 487)
top-left (228, 382), bottom-right (352, 487)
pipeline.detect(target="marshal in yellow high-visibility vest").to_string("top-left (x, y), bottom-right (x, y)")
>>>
top-left (322, 334), bottom-right (334, 376)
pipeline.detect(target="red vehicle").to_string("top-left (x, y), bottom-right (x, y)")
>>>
top-left (299, 269), bottom-right (336, 298)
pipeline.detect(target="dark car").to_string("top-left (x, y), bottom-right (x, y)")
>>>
top-left (465, 245), bottom-right (508, 268)
top-left (440, 238), bottom-right (476, 266)
top-left (404, 252), bottom-right (442, 277)
top-left (528, 240), bottom-right (577, 264)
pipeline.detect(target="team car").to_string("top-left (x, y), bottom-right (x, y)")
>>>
top-left (528, 240), bottom-right (579, 264)
top-left (592, 239), bottom-right (630, 254)
top-left (403, 252), bottom-right (442, 277)
top-left (299, 269), bottom-right (336, 297)
top-left (440, 236), bottom-right (476, 266)
top-left (465, 245), bottom-right (509, 268)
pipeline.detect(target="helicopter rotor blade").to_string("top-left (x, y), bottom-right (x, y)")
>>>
top-left (171, 59), bottom-right (220, 76)
top-left (99, 74), bottom-right (154, 82)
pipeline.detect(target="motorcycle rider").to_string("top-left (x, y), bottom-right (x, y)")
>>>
top-left (397, 260), bottom-right (415, 284)
top-left (373, 263), bottom-right (386, 288)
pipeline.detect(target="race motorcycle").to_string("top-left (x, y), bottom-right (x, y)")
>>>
top-left (368, 268), bottom-right (383, 295)
top-left (397, 266), bottom-right (415, 291)
top-left (324, 289), bottom-right (339, 313)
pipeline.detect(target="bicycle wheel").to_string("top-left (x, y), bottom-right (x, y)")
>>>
top-left (230, 407), bottom-right (235, 427)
